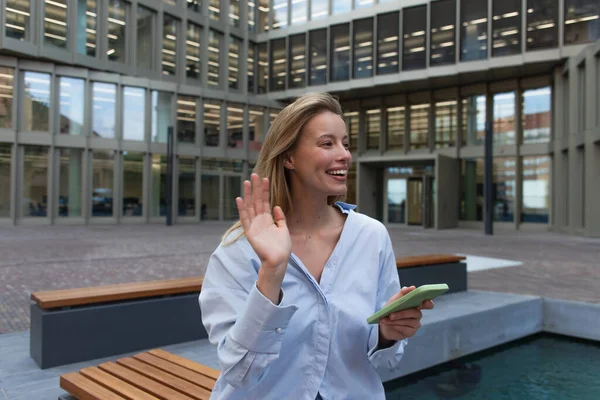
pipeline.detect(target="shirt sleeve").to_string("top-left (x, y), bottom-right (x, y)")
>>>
top-left (199, 238), bottom-right (298, 390)
top-left (366, 229), bottom-right (408, 369)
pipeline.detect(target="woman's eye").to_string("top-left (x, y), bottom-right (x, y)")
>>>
top-left (322, 141), bottom-right (333, 146)
top-left (343, 143), bottom-right (349, 148)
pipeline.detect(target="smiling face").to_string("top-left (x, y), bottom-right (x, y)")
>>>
top-left (285, 111), bottom-right (352, 199)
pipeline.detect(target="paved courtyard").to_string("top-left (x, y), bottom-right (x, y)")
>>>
top-left (1, 221), bottom-right (599, 334)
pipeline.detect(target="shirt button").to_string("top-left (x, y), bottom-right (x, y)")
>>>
top-left (276, 328), bottom-right (282, 333)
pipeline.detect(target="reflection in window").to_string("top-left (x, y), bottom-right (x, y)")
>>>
top-left (248, 43), bottom-right (256, 93)
top-left (59, 77), bottom-right (84, 135)
top-left (310, 29), bottom-right (327, 85)
top-left (312, 0), bottom-right (328, 20)
top-left (331, 24), bottom-right (350, 82)
top-left (178, 157), bottom-right (196, 217)
top-left (273, 0), bottom-right (288, 29)
top-left (377, 13), bottom-right (399, 75)
top-left (492, 0), bottom-right (521, 57)
top-left (258, 43), bottom-right (268, 93)
top-left (92, 150), bottom-right (114, 217)
top-left (177, 96), bottom-right (196, 144)
top-left (224, 176), bottom-right (241, 220)
top-left (493, 92), bottom-right (516, 145)
top-left (201, 174), bottom-right (219, 220)
top-left (0, 68), bottom-right (13, 128)
top-left (76, 0), bottom-right (97, 57)
top-left (354, 18), bottom-right (374, 79)
top-left (122, 152), bottom-right (143, 217)
top-left (248, 1), bottom-right (256, 31)
top-left (461, 0), bottom-right (488, 61)
top-left (345, 110), bottom-right (359, 152)
top-left (430, 0), bottom-right (456, 66)
top-left (186, 23), bottom-right (201, 80)
top-left (151, 155), bottom-right (167, 217)
top-left (152, 91), bottom-right (172, 143)
top-left (162, 15), bottom-right (178, 76)
top-left (493, 157), bottom-right (516, 222)
top-left (22, 146), bottom-right (48, 218)
top-left (289, 34), bottom-right (306, 89)
top-left (230, 0), bottom-right (240, 27)
top-left (257, 0), bottom-right (269, 32)
top-left (403, 6), bottom-right (427, 71)
top-left (356, 0), bottom-right (374, 9)
top-left (564, 0), bottom-right (600, 45)
top-left (92, 82), bottom-right (116, 138)
top-left (208, 30), bottom-right (222, 87)
top-left (249, 107), bottom-right (265, 151)
top-left (270, 39), bottom-right (287, 91)
top-left (522, 156), bottom-right (550, 223)
top-left (522, 87), bottom-right (551, 144)
top-left (123, 87), bottom-right (145, 141)
top-left (205, 100), bottom-right (221, 147)
top-left (385, 106), bottom-right (406, 152)
top-left (460, 158), bottom-right (483, 221)
top-left (6, 0), bottom-right (30, 41)
top-left (461, 95), bottom-right (486, 146)
top-left (137, 6), bottom-right (154, 70)
top-left (435, 100), bottom-right (457, 148)
top-left (209, 0), bottom-right (220, 21)
top-left (229, 36), bottom-right (241, 90)
top-left (0, 144), bottom-right (11, 217)
top-left (526, 0), bottom-right (558, 50)
top-left (366, 109), bottom-right (380, 150)
top-left (227, 103), bottom-right (244, 148)
top-left (24, 72), bottom-right (51, 132)
top-left (332, 0), bottom-right (351, 15)
top-left (44, 0), bottom-right (68, 48)
top-left (410, 104), bottom-right (429, 150)
top-left (108, 0), bottom-right (127, 63)
top-left (163, 0), bottom-right (176, 6)
top-left (291, 0), bottom-right (307, 25)
top-left (187, 0), bottom-right (200, 13)
top-left (57, 148), bottom-right (83, 217)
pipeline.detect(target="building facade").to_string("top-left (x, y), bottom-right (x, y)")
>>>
top-left (0, 0), bottom-right (599, 236)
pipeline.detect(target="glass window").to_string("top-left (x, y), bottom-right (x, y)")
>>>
top-left (57, 148), bottom-right (83, 217)
top-left (291, 0), bottom-right (307, 26)
top-left (151, 91), bottom-right (172, 143)
top-left (492, 0), bottom-right (521, 57)
top-left (227, 103), bottom-right (244, 148)
top-left (178, 157), bottom-right (196, 217)
top-left (249, 106), bottom-right (265, 151)
top-left (201, 174), bottom-right (219, 220)
top-left (177, 96), bottom-right (196, 144)
top-left (526, 0), bottom-right (558, 50)
top-left (353, 18), bottom-right (374, 79)
top-left (356, 0), bottom-right (374, 9)
top-left (461, 0), bottom-right (488, 61)
top-left (493, 92), bottom-right (516, 145)
top-left (309, 29), bottom-right (327, 85)
top-left (22, 146), bottom-right (48, 217)
top-left (257, 0), bottom-right (269, 33)
top-left (0, 144), bottom-right (11, 218)
top-left (92, 82), bottom-right (116, 139)
top-left (403, 6), bottom-right (427, 71)
top-left (493, 157), bottom-right (516, 222)
top-left (435, 100), bottom-right (457, 148)
top-left (76, 0), bottom-right (97, 57)
top-left (522, 87), bottom-right (551, 144)
top-left (273, 0), bottom-right (288, 29)
top-left (23, 72), bottom-right (51, 132)
top-left (377, 12), bottom-right (399, 75)
top-left (230, 0), bottom-right (240, 27)
top-left (312, 0), bottom-right (328, 20)
top-left (186, 22), bottom-right (201, 80)
top-left (332, 0), bottom-right (351, 15)
top-left (289, 34), bottom-right (306, 89)
top-left (366, 109), bottom-right (380, 150)
top-left (164, 0), bottom-right (176, 6)
top-left (44, 0), bottom-right (68, 49)
top-left (248, 1), bottom-right (256, 31)
top-left (0, 68), bottom-right (15, 129)
top-left (162, 14), bottom-right (178, 76)
top-left (137, 6), bottom-right (154, 70)
top-left (346, 164), bottom-right (357, 205)
top-left (92, 151), bottom-right (114, 217)
top-left (187, 0), bottom-right (200, 13)
top-left (258, 43), bottom-right (268, 93)
top-left (331, 24), bottom-right (350, 82)
top-left (204, 100), bottom-right (221, 147)
top-left (209, 0), bottom-right (220, 21)
top-left (461, 95), bottom-right (486, 146)
top-left (107, 0), bottom-right (128, 63)
top-left (460, 158), bottom-right (483, 221)
top-left (123, 87), bottom-right (145, 141)
top-left (151, 154), bottom-right (167, 217)
top-left (345, 110), bottom-right (359, 152)
top-left (122, 151), bottom-right (143, 217)
top-left (522, 155), bottom-right (550, 223)
top-left (564, 0), bottom-right (600, 45)
top-left (229, 36), bottom-right (241, 90)
top-left (59, 77), bottom-right (84, 135)
top-left (208, 30), bottom-right (222, 88)
top-left (270, 38), bottom-right (286, 91)
top-left (224, 176), bottom-right (241, 219)
top-left (6, 0), bottom-right (31, 41)
top-left (430, 0), bottom-right (456, 66)
top-left (248, 42), bottom-right (256, 93)
top-left (410, 104), bottom-right (429, 150)
top-left (386, 107), bottom-right (405, 151)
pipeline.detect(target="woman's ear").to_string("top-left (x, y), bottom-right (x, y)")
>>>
top-left (283, 153), bottom-right (295, 170)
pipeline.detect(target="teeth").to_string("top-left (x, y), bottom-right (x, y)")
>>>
top-left (327, 170), bottom-right (347, 176)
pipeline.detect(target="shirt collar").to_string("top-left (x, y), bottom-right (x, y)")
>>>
top-left (333, 201), bottom-right (357, 214)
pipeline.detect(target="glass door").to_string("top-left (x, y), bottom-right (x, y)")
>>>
top-left (386, 178), bottom-right (406, 223)
top-left (407, 178), bottom-right (423, 225)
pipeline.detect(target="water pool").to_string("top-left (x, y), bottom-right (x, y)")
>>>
top-left (384, 333), bottom-right (600, 400)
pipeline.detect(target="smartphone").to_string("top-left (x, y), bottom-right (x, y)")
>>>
top-left (366, 283), bottom-right (449, 324)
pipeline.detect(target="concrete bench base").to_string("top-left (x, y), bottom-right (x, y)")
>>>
top-left (398, 261), bottom-right (467, 294)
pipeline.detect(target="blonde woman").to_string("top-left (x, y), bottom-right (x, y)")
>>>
top-left (199, 93), bottom-right (433, 400)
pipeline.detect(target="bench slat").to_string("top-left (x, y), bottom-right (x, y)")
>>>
top-left (148, 349), bottom-right (220, 381)
top-left (60, 372), bottom-right (127, 400)
top-left (133, 352), bottom-right (216, 391)
top-left (98, 361), bottom-right (196, 400)
top-left (31, 277), bottom-right (203, 309)
top-left (80, 366), bottom-right (160, 400)
top-left (396, 254), bottom-right (466, 268)
top-left (116, 357), bottom-right (212, 400)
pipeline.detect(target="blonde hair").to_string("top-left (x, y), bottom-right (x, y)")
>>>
top-left (222, 92), bottom-right (346, 244)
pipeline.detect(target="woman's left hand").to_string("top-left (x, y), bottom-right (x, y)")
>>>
top-left (378, 286), bottom-right (435, 344)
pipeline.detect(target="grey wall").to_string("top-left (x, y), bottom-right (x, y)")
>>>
top-left (357, 162), bottom-right (379, 219)
top-left (435, 154), bottom-right (459, 229)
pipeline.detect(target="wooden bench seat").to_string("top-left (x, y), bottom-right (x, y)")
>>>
top-left (60, 349), bottom-right (220, 400)
top-left (395, 254), bottom-right (467, 294)
top-left (396, 254), bottom-right (466, 269)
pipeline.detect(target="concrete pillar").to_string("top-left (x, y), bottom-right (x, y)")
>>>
top-left (69, 150), bottom-right (82, 217)
top-left (463, 160), bottom-right (477, 221)
top-left (151, 155), bottom-right (161, 217)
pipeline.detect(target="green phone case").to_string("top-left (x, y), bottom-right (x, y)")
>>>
top-left (366, 283), bottom-right (449, 324)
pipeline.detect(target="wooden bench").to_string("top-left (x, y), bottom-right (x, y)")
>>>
top-left (30, 277), bottom-right (208, 369)
top-left (396, 254), bottom-right (467, 294)
top-left (59, 348), bottom-right (220, 400)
